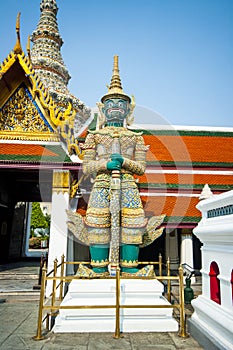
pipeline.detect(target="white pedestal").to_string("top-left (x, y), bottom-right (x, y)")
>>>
top-left (189, 295), bottom-right (233, 350)
top-left (53, 279), bottom-right (178, 333)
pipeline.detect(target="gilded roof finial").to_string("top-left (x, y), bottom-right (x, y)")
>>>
top-left (14, 12), bottom-right (22, 54)
top-left (101, 55), bottom-right (131, 103)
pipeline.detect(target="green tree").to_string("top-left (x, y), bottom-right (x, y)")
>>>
top-left (44, 213), bottom-right (51, 228)
top-left (30, 202), bottom-right (48, 236)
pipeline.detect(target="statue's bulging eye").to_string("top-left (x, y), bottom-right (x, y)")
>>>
top-left (107, 101), bottom-right (113, 108)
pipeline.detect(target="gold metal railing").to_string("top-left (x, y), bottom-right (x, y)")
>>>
top-left (33, 254), bottom-right (188, 341)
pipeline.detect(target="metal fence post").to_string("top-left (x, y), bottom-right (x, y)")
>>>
top-left (52, 258), bottom-right (58, 307)
top-left (159, 253), bottom-right (162, 276)
top-left (178, 265), bottom-right (189, 338)
top-left (33, 265), bottom-right (47, 340)
top-left (59, 255), bottom-right (65, 301)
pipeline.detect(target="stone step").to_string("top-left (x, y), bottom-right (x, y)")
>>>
top-left (54, 278), bottom-right (179, 333)
top-left (0, 274), bottom-right (38, 280)
top-left (0, 290), bottom-right (40, 296)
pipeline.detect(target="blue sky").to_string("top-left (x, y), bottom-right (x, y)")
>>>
top-left (0, 0), bottom-right (233, 127)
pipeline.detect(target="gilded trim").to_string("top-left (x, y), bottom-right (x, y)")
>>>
top-left (91, 259), bottom-right (109, 267)
top-left (52, 170), bottom-right (70, 194)
top-left (0, 131), bottom-right (59, 142)
top-left (120, 259), bottom-right (138, 268)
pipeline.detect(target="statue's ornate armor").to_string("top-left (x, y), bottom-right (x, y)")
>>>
top-left (82, 126), bottom-right (148, 246)
top-left (66, 56), bottom-right (165, 276)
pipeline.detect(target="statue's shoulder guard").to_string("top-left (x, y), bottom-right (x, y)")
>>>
top-left (87, 128), bottom-right (111, 137)
top-left (128, 130), bottom-right (143, 136)
top-left (88, 129), bottom-right (101, 135)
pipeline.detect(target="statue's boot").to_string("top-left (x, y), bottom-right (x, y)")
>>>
top-left (120, 244), bottom-right (155, 277)
top-left (120, 244), bottom-right (139, 273)
top-left (90, 245), bottom-right (109, 274)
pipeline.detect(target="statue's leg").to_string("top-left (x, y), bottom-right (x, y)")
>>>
top-left (120, 244), bottom-right (139, 273)
top-left (90, 245), bottom-right (109, 274)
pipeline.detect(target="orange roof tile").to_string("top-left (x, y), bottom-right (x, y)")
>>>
top-left (0, 143), bottom-right (73, 164)
top-left (0, 144), bottom-right (57, 156)
top-left (141, 195), bottom-right (200, 219)
top-left (79, 130), bottom-right (233, 164)
top-left (138, 173), bottom-right (233, 186)
top-left (143, 135), bottom-right (233, 163)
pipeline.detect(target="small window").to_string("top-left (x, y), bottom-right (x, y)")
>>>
top-left (209, 261), bottom-right (221, 305)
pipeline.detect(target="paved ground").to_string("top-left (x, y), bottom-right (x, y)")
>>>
top-left (0, 260), bottom-right (203, 349)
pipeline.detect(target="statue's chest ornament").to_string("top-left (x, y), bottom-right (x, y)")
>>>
top-left (96, 132), bottom-right (136, 158)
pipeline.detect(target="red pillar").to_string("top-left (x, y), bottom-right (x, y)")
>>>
top-left (209, 261), bottom-right (221, 305)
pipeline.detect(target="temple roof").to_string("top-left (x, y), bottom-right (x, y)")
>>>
top-left (0, 22), bottom-right (83, 161)
top-left (0, 142), bottom-right (77, 169)
top-left (139, 173), bottom-right (233, 191)
top-left (141, 195), bottom-right (200, 226)
top-left (0, 51), bottom-right (60, 140)
top-left (143, 131), bottom-right (233, 167)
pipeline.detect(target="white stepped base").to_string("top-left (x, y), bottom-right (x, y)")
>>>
top-left (53, 279), bottom-right (178, 333)
top-left (190, 295), bottom-right (233, 350)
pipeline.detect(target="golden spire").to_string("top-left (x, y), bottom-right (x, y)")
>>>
top-left (14, 12), bottom-right (22, 54)
top-left (110, 55), bottom-right (123, 91)
top-left (101, 55), bottom-right (131, 102)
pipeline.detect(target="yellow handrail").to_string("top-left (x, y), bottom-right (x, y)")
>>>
top-left (33, 256), bottom-right (189, 340)
top-left (33, 265), bottom-right (47, 340)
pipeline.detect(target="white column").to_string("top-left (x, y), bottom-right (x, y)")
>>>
top-left (46, 170), bottom-right (70, 297)
top-left (23, 202), bottom-right (32, 257)
top-left (165, 228), bottom-right (179, 269)
top-left (180, 230), bottom-right (194, 268)
top-left (180, 230), bottom-right (195, 283)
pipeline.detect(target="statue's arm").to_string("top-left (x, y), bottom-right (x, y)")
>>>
top-left (82, 133), bottom-right (107, 175)
top-left (122, 135), bottom-right (147, 175)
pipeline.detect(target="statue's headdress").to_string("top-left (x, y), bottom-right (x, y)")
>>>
top-left (101, 55), bottom-right (131, 103)
top-left (97, 55), bottom-right (135, 129)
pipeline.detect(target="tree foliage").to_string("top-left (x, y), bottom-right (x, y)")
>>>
top-left (30, 202), bottom-right (48, 230)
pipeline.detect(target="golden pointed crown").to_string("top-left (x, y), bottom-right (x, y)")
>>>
top-left (14, 12), bottom-right (22, 54)
top-left (101, 55), bottom-right (131, 103)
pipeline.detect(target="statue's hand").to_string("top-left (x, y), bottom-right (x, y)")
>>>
top-left (111, 153), bottom-right (124, 165)
top-left (107, 159), bottom-right (122, 171)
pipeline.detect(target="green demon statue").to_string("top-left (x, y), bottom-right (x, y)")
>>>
top-left (67, 56), bottom-right (165, 276)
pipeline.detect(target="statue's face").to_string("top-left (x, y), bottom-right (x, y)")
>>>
top-left (103, 98), bottom-right (129, 124)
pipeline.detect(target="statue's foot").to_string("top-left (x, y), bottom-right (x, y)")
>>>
top-left (122, 265), bottom-right (155, 277)
top-left (135, 265), bottom-right (155, 277)
top-left (75, 264), bottom-right (109, 278)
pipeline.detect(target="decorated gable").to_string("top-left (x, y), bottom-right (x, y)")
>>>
top-left (0, 83), bottom-right (53, 134)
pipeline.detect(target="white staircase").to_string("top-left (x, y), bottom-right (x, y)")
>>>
top-left (53, 278), bottom-right (178, 333)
